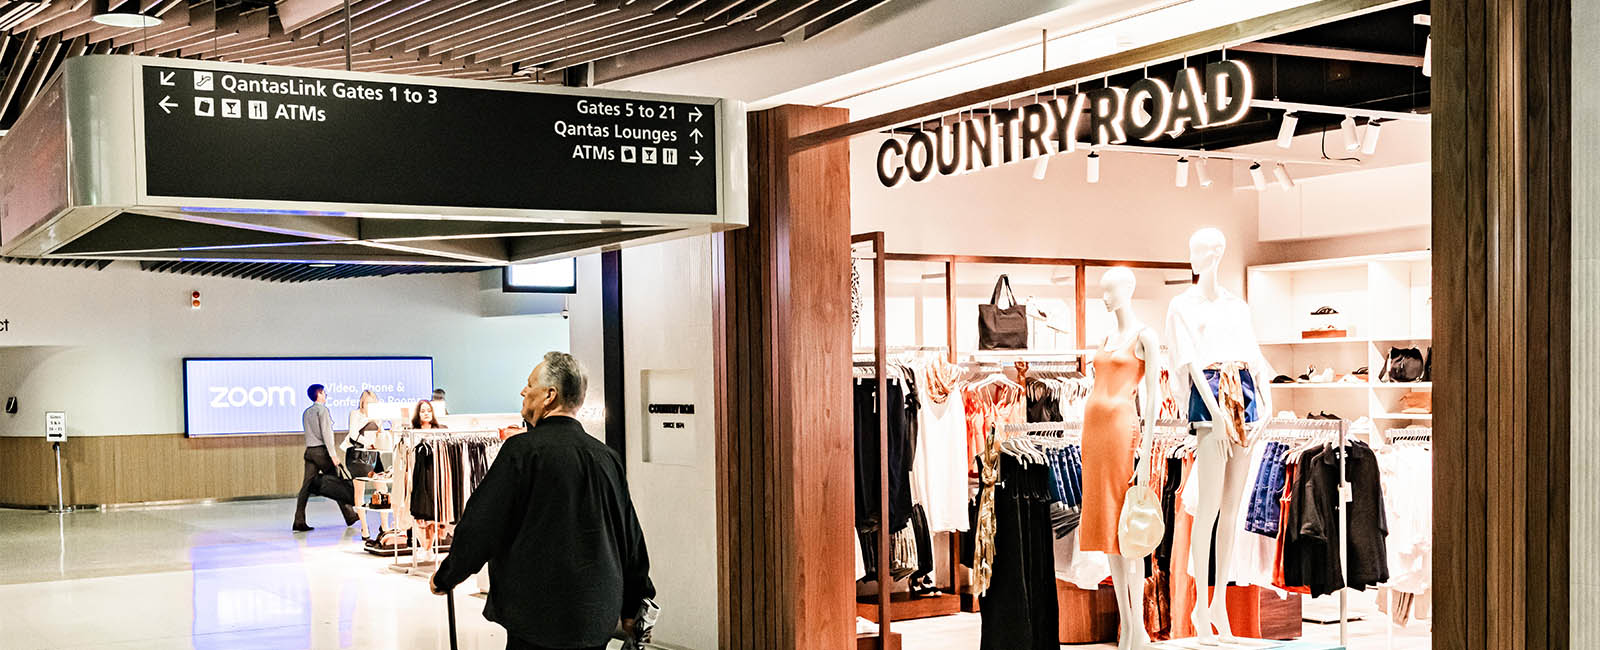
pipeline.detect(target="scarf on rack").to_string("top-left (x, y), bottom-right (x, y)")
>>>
top-left (924, 358), bottom-right (961, 404)
top-left (972, 426), bottom-right (1001, 596)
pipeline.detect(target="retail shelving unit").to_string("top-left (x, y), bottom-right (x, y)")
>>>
top-left (1247, 251), bottom-right (1432, 425)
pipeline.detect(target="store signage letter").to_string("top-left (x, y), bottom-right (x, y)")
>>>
top-left (876, 60), bottom-right (1252, 187)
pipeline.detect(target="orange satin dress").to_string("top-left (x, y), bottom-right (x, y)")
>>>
top-left (1079, 335), bottom-right (1144, 553)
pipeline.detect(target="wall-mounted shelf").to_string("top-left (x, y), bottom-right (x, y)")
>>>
top-left (1248, 251), bottom-right (1432, 426)
top-left (1377, 413), bottom-right (1434, 420)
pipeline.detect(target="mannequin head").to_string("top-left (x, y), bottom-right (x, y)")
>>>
top-left (1189, 227), bottom-right (1227, 277)
top-left (1101, 267), bottom-right (1137, 313)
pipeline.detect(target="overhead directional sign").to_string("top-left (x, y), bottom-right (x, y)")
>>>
top-left (138, 61), bottom-right (723, 216)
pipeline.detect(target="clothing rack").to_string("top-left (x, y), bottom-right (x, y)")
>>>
top-left (1260, 416), bottom-right (1352, 646)
top-left (393, 429), bottom-right (505, 576)
top-left (852, 231), bottom-right (898, 642)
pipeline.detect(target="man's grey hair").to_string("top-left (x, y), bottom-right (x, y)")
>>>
top-left (538, 351), bottom-right (588, 410)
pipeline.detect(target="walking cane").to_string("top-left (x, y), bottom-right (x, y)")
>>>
top-left (446, 589), bottom-right (459, 650)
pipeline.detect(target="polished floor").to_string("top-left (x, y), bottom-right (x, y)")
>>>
top-left (1, 499), bottom-right (531, 649)
top-left (1, 499), bottom-right (1429, 650)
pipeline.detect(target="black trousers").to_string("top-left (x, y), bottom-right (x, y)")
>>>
top-left (979, 455), bottom-right (1059, 650)
top-left (293, 445), bottom-right (354, 526)
top-left (505, 637), bottom-right (605, 650)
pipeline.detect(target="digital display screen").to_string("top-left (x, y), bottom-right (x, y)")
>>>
top-left (183, 357), bottom-right (433, 436)
top-left (503, 258), bottom-right (577, 293)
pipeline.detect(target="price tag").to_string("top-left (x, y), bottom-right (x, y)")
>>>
top-left (1339, 482), bottom-right (1353, 504)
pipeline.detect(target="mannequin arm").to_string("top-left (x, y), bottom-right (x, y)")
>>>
top-left (1134, 328), bottom-right (1162, 485)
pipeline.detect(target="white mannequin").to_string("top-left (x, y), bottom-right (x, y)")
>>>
top-left (1100, 268), bottom-right (1160, 650)
top-left (1164, 228), bottom-right (1273, 646)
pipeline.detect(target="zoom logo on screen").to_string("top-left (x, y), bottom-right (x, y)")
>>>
top-left (209, 385), bottom-right (297, 408)
top-left (185, 357), bottom-right (432, 436)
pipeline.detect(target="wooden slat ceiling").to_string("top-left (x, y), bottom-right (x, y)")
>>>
top-left (0, 0), bottom-right (893, 129)
top-left (137, 259), bottom-right (492, 282)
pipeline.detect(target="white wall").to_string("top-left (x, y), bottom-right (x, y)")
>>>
top-left (0, 262), bottom-right (568, 437)
top-left (569, 238), bottom-right (719, 650)
top-left (1572, 0), bottom-right (1600, 644)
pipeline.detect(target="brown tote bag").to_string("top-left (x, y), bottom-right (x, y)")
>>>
top-left (978, 274), bottom-right (1028, 350)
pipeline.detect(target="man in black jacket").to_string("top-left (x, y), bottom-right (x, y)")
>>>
top-left (430, 351), bottom-right (654, 650)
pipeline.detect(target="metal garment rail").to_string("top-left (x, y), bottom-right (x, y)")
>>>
top-left (1259, 416), bottom-right (1351, 646)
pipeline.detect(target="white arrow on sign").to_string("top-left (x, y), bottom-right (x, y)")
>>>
top-left (689, 107), bottom-right (702, 122)
top-left (159, 71), bottom-right (175, 86)
top-left (158, 96), bottom-right (177, 114)
top-left (692, 151), bottom-right (705, 166)
top-left (690, 127), bottom-right (703, 144)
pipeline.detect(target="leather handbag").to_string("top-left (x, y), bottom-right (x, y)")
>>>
top-left (977, 275), bottom-right (1028, 350)
top-left (1382, 347), bottom-right (1426, 383)
top-left (1118, 483), bottom-right (1164, 558)
top-left (346, 447), bottom-right (381, 478)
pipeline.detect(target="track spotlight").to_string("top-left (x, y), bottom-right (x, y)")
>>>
top-left (1340, 115), bottom-right (1361, 151)
top-left (1249, 162), bottom-right (1267, 191)
top-left (1175, 157), bottom-right (1189, 188)
top-left (1195, 157), bottom-right (1213, 187)
top-left (1362, 120), bottom-right (1383, 155)
top-left (1086, 152), bottom-right (1100, 183)
top-left (1276, 112), bottom-right (1298, 149)
top-left (1423, 35), bottom-right (1432, 77)
top-left (1273, 162), bottom-right (1295, 189)
top-left (1032, 142), bottom-right (1057, 180)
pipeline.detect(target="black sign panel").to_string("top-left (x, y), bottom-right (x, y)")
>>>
top-left (140, 66), bottom-right (719, 215)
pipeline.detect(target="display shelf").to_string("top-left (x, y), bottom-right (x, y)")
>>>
top-left (1373, 382), bottom-right (1431, 389)
top-left (1376, 413), bottom-right (1433, 420)
top-left (1260, 337), bottom-right (1372, 346)
top-left (1271, 383), bottom-right (1372, 390)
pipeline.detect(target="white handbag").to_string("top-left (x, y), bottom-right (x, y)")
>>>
top-left (1118, 481), bottom-right (1164, 559)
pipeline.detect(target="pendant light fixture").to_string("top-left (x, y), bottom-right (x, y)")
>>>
top-left (1175, 157), bottom-right (1189, 188)
top-left (1276, 112), bottom-right (1299, 149)
top-left (1340, 115), bottom-right (1361, 151)
top-left (1362, 120), bottom-right (1384, 155)
top-left (1272, 162), bottom-right (1295, 189)
top-left (1195, 157), bottom-right (1213, 187)
top-left (1032, 142), bottom-right (1057, 181)
top-left (1249, 162), bottom-right (1267, 191)
top-left (1086, 152), bottom-right (1100, 183)
top-left (92, 0), bottom-right (162, 27)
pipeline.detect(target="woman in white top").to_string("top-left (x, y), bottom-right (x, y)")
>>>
top-left (343, 391), bottom-right (388, 475)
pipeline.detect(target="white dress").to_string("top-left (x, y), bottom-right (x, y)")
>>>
top-left (911, 363), bottom-right (971, 532)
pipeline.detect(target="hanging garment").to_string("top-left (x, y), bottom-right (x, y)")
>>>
top-left (979, 454), bottom-right (1059, 650)
top-left (963, 381), bottom-right (1025, 474)
top-left (1283, 442), bottom-right (1391, 597)
top-left (971, 430), bottom-right (1001, 596)
top-left (1378, 444), bottom-right (1432, 595)
top-left (854, 378), bottom-right (914, 533)
top-left (911, 362), bottom-right (971, 532)
top-left (1245, 441), bottom-right (1291, 537)
top-left (1080, 334), bottom-right (1145, 553)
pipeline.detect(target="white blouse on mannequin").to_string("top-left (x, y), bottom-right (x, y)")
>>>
top-left (1164, 285), bottom-right (1273, 404)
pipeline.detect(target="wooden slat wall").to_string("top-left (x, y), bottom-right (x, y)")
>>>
top-left (716, 104), bottom-right (853, 650)
top-left (0, 434), bottom-right (307, 507)
top-left (1432, 0), bottom-right (1570, 647)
